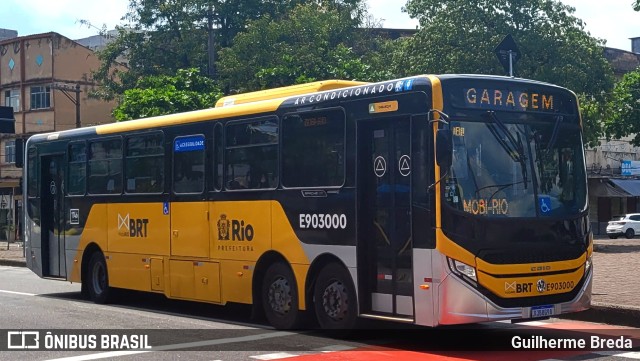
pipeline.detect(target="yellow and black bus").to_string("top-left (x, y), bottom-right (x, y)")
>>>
top-left (23, 74), bottom-right (592, 329)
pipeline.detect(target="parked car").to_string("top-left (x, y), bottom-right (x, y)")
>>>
top-left (606, 213), bottom-right (640, 239)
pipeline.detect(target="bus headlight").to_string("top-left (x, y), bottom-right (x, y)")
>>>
top-left (585, 254), bottom-right (592, 274)
top-left (447, 257), bottom-right (477, 283)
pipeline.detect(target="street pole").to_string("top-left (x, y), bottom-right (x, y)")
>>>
top-left (75, 84), bottom-right (81, 128)
top-left (207, 1), bottom-right (216, 79)
top-left (52, 83), bottom-right (82, 129)
top-left (508, 50), bottom-right (514, 77)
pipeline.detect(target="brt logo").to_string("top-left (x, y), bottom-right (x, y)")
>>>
top-left (117, 213), bottom-right (149, 238)
top-left (217, 214), bottom-right (254, 241)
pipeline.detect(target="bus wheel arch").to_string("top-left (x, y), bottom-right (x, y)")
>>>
top-left (81, 245), bottom-right (113, 304)
top-left (80, 243), bottom-right (102, 298)
top-left (253, 251), bottom-right (302, 329)
top-left (307, 255), bottom-right (357, 329)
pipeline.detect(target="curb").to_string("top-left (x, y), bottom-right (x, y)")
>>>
top-left (558, 302), bottom-right (640, 328)
top-left (0, 258), bottom-right (26, 267)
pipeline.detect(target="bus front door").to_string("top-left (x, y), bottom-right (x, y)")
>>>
top-left (357, 117), bottom-right (414, 319)
top-left (40, 154), bottom-right (67, 278)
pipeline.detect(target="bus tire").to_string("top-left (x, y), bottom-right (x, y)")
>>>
top-left (313, 262), bottom-right (357, 329)
top-left (87, 252), bottom-right (112, 304)
top-left (261, 262), bottom-right (301, 329)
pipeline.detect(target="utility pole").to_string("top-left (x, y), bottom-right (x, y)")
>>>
top-left (207, 1), bottom-right (216, 79)
top-left (52, 83), bottom-right (82, 128)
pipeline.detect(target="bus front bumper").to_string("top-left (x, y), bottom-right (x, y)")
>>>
top-left (436, 267), bottom-right (592, 326)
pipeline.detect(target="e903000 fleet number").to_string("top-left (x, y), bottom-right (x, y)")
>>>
top-left (299, 214), bottom-right (347, 229)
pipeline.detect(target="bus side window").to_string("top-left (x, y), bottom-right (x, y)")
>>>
top-left (225, 117), bottom-right (278, 191)
top-left (173, 135), bottom-right (205, 194)
top-left (88, 138), bottom-right (123, 195)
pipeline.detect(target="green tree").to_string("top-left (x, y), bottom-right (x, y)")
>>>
top-left (217, 3), bottom-right (390, 92)
top-left (112, 68), bottom-right (222, 121)
top-left (400, 0), bottom-right (614, 141)
top-left (578, 94), bottom-right (609, 148)
top-left (634, 0), bottom-right (640, 11)
top-left (92, 0), bottom-right (367, 99)
top-left (604, 69), bottom-right (640, 145)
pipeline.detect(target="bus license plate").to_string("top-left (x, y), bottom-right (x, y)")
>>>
top-left (531, 305), bottom-right (554, 318)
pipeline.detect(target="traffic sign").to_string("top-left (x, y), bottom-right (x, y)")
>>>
top-left (494, 34), bottom-right (521, 76)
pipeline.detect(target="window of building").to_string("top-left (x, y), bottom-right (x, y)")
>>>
top-left (30, 86), bottom-right (51, 110)
top-left (68, 142), bottom-right (86, 195)
top-left (4, 140), bottom-right (15, 164)
top-left (282, 109), bottom-right (345, 188)
top-left (126, 132), bottom-right (164, 193)
top-left (88, 138), bottom-right (122, 194)
top-left (173, 135), bottom-right (205, 194)
top-left (225, 117), bottom-right (278, 190)
top-left (4, 90), bottom-right (19, 112)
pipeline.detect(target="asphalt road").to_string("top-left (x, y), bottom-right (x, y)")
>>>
top-left (0, 265), bottom-right (638, 361)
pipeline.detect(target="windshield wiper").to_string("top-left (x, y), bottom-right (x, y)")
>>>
top-left (546, 115), bottom-right (564, 154)
top-left (474, 180), bottom-right (528, 205)
top-left (484, 111), bottom-right (528, 189)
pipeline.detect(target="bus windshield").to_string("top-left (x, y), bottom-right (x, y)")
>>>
top-left (443, 116), bottom-right (587, 218)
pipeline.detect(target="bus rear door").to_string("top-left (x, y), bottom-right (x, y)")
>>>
top-left (40, 153), bottom-right (67, 278)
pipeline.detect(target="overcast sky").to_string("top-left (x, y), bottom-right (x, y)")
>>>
top-left (1, 0), bottom-right (638, 51)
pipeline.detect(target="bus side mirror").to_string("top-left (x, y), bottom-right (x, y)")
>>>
top-left (436, 129), bottom-right (452, 169)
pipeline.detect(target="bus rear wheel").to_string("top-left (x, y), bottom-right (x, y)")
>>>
top-left (313, 263), bottom-right (357, 329)
top-left (261, 262), bottom-right (301, 329)
top-left (87, 252), bottom-right (112, 304)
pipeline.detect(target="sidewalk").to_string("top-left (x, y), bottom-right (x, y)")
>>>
top-left (0, 240), bottom-right (26, 267)
top-left (1, 237), bottom-right (639, 327)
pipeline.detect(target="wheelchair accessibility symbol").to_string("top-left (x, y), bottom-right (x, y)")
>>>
top-left (539, 196), bottom-right (551, 214)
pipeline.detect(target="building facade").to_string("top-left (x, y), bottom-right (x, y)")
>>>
top-left (0, 31), bottom-right (117, 240)
top-left (587, 43), bottom-right (640, 234)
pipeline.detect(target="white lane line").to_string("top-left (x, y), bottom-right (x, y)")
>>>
top-left (45, 351), bottom-right (150, 361)
top-left (516, 321), bottom-right (547, 326)
top-left (0, 289), bottom-right (36, 296)
top-left (313, 344), bottom-right (356, 352)
top-left (250, 353), bottom-right (299, 360)
top-left (615, 352), bottom-right (640, 359)
top-left (45, 331), bottom-right (294, 361)
top-left (596, 351), bottom-right (640, 359)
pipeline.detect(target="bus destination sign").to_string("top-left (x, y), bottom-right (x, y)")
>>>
top-left (464, 88), bottom-right (555, 112)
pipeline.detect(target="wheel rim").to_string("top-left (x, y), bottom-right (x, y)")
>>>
top-left (92, 261), bottom-right (106, 295)
top-left (321, 280), bottom-right (348, 321)
top-left (268, 276), bottom-right (292, 315)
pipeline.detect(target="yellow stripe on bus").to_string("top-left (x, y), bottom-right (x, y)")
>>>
top-left (96, 98), bottom-right (285, 135)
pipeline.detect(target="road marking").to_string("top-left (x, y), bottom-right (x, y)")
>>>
top-left (45, 351), bottom-right (149, 361)
top-left (45, 331), bottom-right (293, 361)
top-left (313, 344), bottom-right (356, 352)
top-left (0, 289), bottom-right (36, 296)
top-left (515, 321), bottom-right (547, 326)
top-left (596, 351), bottom-right (640, 359)
top-left (250, 352), bottom-right (300, 360)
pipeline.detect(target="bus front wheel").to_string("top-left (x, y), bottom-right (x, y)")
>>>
top-left (313, 263), bottom-right (357, 329)
top-left (87, 252), bottom-right (112, 304)
top-left (261, 262), bottom-right (301, 329)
